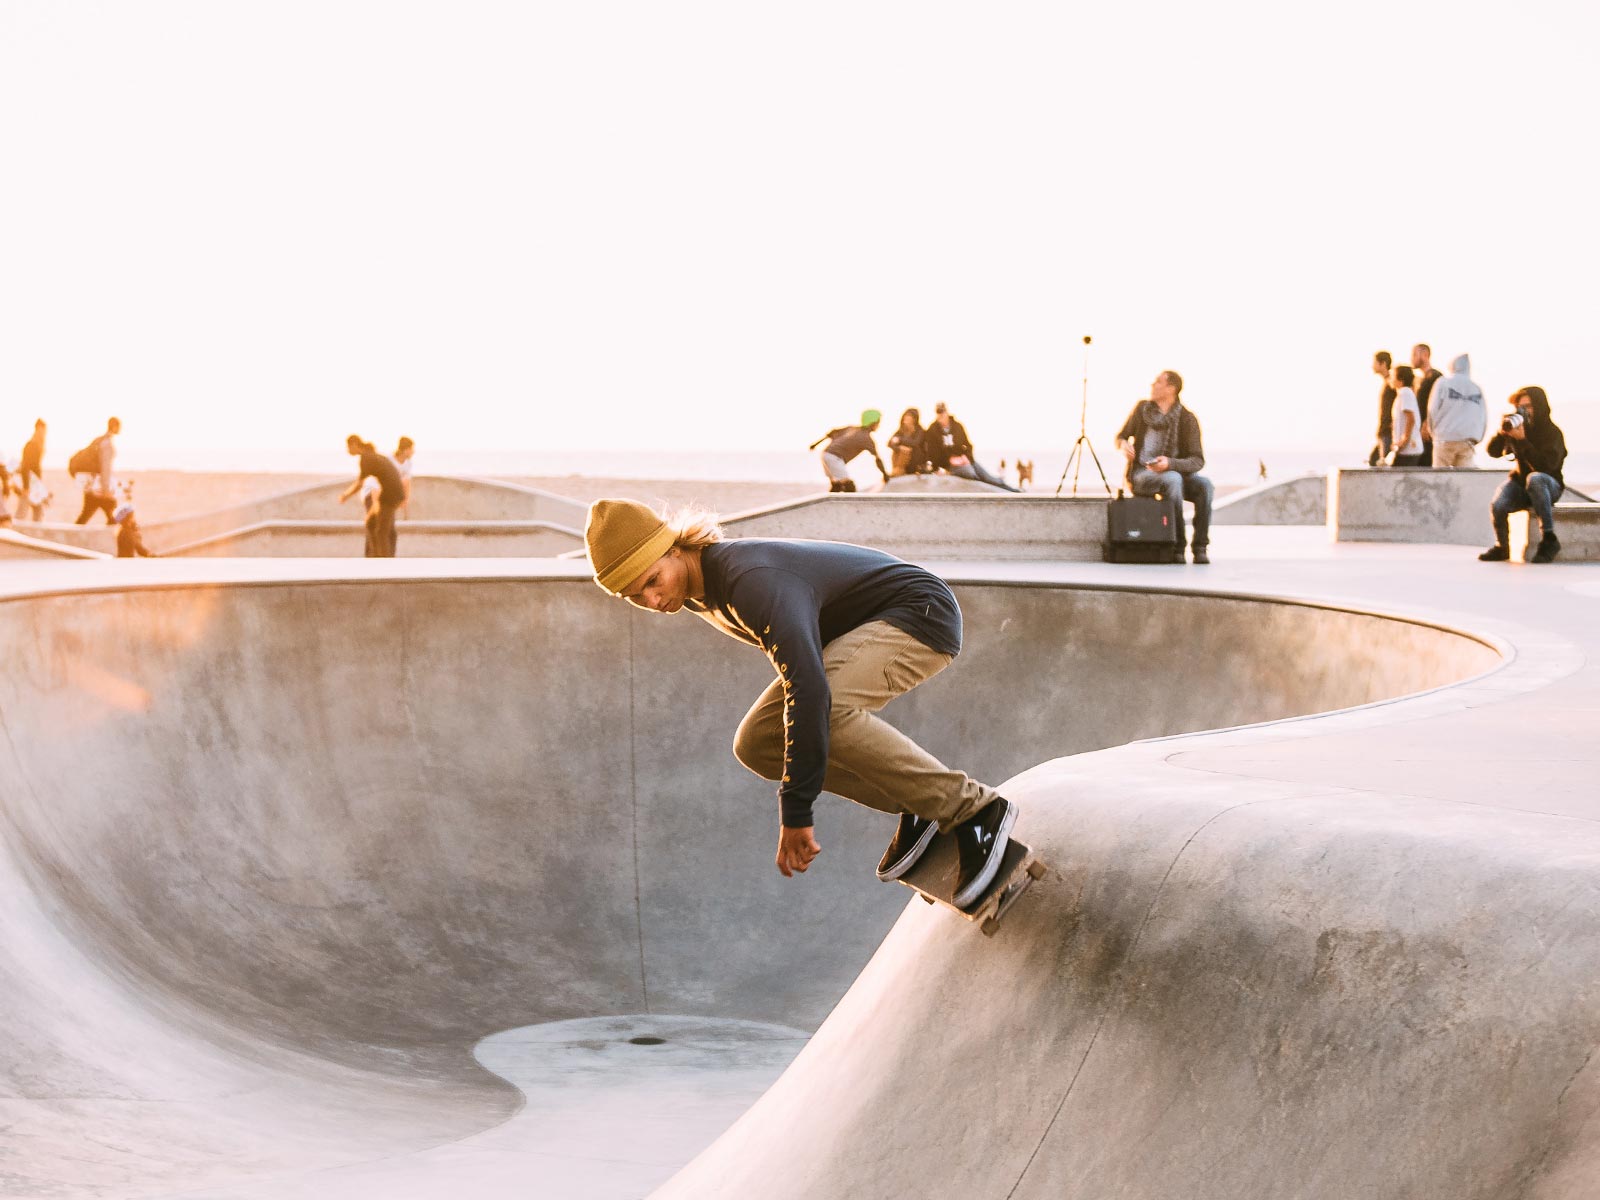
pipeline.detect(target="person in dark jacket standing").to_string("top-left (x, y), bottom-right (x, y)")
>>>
top-left (1115, 370), bottom-right (1214, 563)
top-left (584, 499), bottom-right (1019, 910)
top-left (814, 411), bottom-right (890, 492)
top-left (338, 435), bottom-right (406, 557)
top-left (1479, 387), bottom-right (1568, 564)
top-left (17, 419), bottom-right (46, 520)
top-left (1410, 344), bottom-right (1443, 465)
top-left (1367, 351), bottom-right (1396, 466)
top-left (925, 403), bottom-right (1020, 491)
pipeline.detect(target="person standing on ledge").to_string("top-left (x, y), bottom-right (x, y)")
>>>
top-left (1367, 350), bottom-right (1396, 466)
top-left (338, 435), bottom-right (405, 557)
top-left (584, 499), bottom-right (1018, 909)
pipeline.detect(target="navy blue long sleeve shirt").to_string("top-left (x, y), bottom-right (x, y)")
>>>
top-left (687, 539), bottom-right (962, 827)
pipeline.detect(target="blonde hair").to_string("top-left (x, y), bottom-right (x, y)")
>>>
top-left (667, 506), bottom-right (724, 549)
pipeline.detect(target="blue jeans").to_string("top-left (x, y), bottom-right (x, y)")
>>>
top-left (1492, 473), bottom-right (1562, 545)
top-left (1129, 469), bottom-right (1214, 551)
top-left (948, 460), bottom-right (1021, 492)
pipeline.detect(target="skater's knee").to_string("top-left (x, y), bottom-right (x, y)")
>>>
top-left (732, 719), bottom-right (782, 780)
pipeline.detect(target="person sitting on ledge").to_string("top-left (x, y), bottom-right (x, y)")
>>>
top-left (1115, 370), bottom-right (1213, 564)
top-left (925, 402), bottom-right (1020, 491)
top-left (584, 499), bottom-right (1019, 910)
top-left (887, 407), bottom-right (929, 477)
top-left (1479, 387), bottom-right (1567, 564)
top-left (812, 411), bottom-right (890, 493)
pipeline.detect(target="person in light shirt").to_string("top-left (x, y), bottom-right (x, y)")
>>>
top-left (1386, 365), bottom-right (1425, 467)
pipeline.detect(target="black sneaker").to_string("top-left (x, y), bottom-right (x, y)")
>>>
top-left (1478, 544), bottom-right (1510, 562)
top-left (1192, 547), bottom-right (1210, 564)
top-left (952, 797), bottom-right (1017, 910)
top-left (1532, 533), bottom-right (1561, 564)
top-left (875, 813), bottom-right (938, 881)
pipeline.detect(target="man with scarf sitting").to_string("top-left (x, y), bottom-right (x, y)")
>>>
top-left (1114, 370), bottom-right (1213, 564)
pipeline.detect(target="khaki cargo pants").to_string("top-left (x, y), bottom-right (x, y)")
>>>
top-left (733, 620), bottom-right (996, 829)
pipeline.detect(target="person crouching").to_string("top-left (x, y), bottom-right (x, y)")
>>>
top-left (114, 504), bottom-right (154, 558)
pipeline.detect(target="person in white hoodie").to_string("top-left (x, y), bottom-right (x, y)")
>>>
top-left (1426, 355), bottom-right (1487, 468)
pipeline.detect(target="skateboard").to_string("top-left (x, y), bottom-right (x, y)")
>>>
top-left (894, 831), bottom-right (1048, 937)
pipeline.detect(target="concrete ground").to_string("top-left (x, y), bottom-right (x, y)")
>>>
top-left (0, 529), bottom-right (1596, 1198)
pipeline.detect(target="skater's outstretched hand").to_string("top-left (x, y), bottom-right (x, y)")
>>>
top-left (776, 826), bottom-right (821, 877)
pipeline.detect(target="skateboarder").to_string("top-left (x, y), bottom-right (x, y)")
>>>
top-left (585, 499), bottom-right (1017, 909)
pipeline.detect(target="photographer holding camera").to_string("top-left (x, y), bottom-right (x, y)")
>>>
top-left (1479, 387), bottom-right (1567, 564)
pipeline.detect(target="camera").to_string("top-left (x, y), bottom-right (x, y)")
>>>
top-left (1501, 412), bottom-right (1525, 434)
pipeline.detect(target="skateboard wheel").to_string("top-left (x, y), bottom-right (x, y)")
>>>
top-left (1027, 861), bottom-right (1047, 880)
top-left (981, 917), bottom-right (999, 936)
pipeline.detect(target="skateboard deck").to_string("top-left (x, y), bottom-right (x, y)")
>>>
top-left (895, 832), bottom-right (1047, 936)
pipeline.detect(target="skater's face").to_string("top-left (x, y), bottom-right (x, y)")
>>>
top-left (620, 548), bottom-right (690, 614)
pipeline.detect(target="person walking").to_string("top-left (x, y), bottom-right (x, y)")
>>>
top-left (338, 435), bottom-right (405, 557)
top-left (17, 419), bottom-right (46, 520)
top-left (73, 418), bottom-right (120, 525)
top-left (1426, 355), bottom-right (1486, 468)
top-left (583, 499), bottom-right (1019, 909)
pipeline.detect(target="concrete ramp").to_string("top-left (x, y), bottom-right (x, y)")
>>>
top-left (657, 752), bottom-right (1600, 1198)
top-left (3, 565), bottom-right (1582, 1197)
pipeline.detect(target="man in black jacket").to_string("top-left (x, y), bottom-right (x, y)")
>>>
top-left (925, 403), bottom-right (1020, 491)
top-left (1479, 387), bottom-right (1568, 564)
top-left (1368, 351), bottom-right (1396, 466)
top-left (1115, 371), bottom-right (1214, 564)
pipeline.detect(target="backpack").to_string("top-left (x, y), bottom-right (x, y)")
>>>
top-left (69, 439), bottom-right (102, 478)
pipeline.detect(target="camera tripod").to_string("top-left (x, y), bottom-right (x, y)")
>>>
top-left (1056, 335), bottom-right (1113, 497)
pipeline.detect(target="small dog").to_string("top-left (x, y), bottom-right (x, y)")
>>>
top-left (1015, 459), bottom-right (1034, 490)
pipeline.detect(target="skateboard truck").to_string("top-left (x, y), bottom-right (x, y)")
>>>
top-left (898, 835), bottom-right (1049, 936)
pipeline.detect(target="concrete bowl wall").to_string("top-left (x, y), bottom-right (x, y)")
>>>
top-left (0, 576), bottom-right (1501, 1194)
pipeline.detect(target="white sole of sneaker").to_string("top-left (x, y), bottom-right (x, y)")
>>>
top-left (953, 802), bottom-right (1017, 910)
top-left (875, 819), bottom-right (940, 882)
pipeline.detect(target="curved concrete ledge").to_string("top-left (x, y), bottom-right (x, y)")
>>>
top-left (161, 519), bottom-right (584, 558)
top-left (0, 547), bottom-right (1595, 1197)
top-left (0, 528), bottom-right (106, 559)
top-left (1213, 471), bottom-right (1327, 525)
top-left (15, 475), bottom-right (586, 556)
top-left (875, 473), bottom-right (1016, 495)
top-left (722, 493), bottom-right (1108, 560)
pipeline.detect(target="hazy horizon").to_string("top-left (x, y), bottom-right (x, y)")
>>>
top-left (4, 2), bottom-right (1596, 464)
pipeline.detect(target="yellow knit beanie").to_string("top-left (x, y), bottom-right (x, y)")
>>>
top-left (586, 499), bottom-right (677, 595)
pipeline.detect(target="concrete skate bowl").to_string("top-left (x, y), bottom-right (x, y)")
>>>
top-left (0, 573), bottom-right (1534, 1198)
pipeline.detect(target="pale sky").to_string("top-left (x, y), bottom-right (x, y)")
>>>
top-left (2, 1), bottom-right (1597, 467)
